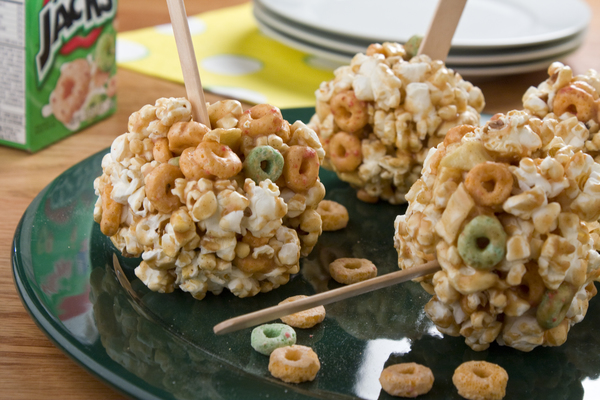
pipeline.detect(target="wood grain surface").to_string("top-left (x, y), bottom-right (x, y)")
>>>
top-left (1, 0), bottom-right (599, 398)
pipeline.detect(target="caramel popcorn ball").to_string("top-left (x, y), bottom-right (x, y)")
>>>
top-left (309, 42), bottom-right (485, 204)
top-left (94, 98), bottom-right (326, 299)
top-left (394, 110), bottom-right (600, 352)
top-left (523, 62), bottom-right (600, 161)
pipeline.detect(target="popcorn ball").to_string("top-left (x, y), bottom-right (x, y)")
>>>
top-left (522, 63), bottom-right (600, 163)
top-left (394, 110), bottom-right (600, 352)
top-left (309, 42), bottom-right (485, 204)
top-left (93, 98), bottom-right (326, 300)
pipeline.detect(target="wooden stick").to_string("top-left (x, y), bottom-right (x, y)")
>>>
top-left (213, 260), bottom-right (440, 335)
top-left (166, 0), bottom-right (211, 128)
top-left (417, 0), bottom-right (468, 62)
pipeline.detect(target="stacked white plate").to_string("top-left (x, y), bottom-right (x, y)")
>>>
top-left (253, 0), bottom-right (591, 77)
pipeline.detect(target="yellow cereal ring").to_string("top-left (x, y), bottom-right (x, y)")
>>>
top-left (167, 121), bottom-right (210, 155)
top-left (283, 145), bottom-right (320, 192)
top-left (379, 363), bottom-right (434, 398)
top-left (145, 163), bottom-right (184, 213)
top-left (329, 258), bottom-right (377, 284)
top-left (329, 131), bottom-right (362, 172)
top-left (279, 295), bottom-right (326, 328)
top-left (553, 84), bottom-right (598, 122)
top-left (238, 104), bottom-right (290, 140)
top-left (330, 90), bottom-right (368, 133)
top-left (316, 200), bottom-right (349, 231)
top-left (452, 361), bottom-right (508, 400)
top-left (268, 345), bottom-right (320, 383)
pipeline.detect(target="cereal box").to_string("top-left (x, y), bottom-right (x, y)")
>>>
top-left (0, 0), bottom-right (118, 152)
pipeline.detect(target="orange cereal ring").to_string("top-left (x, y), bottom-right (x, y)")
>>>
top-left (167, 121), bottom-right (210, 155)
top-left (153, 137), bottom-right (172, 163)
top-left (379, 363), bottom-right (434, 398)
top-left (464, 162), bottom-right (513, 207)
top-left (452, 361), bottom-right (508, 400)
top-left (194, 141), bottom-right (242, 179)
top-left (329, 132), bottom-right (362, 172)
top-left (330, 90), bottom-right (368, 133)
top-left (268, 345), bottom-right (320, 383)
top-left (444, 125), bottom-right (476, 146)
top-left (329, 258), bottom-right (377, 284)
top-left (145, 163), bottom-right (184, 213)
top-left (283, 145), bottom-right (320, 192)
top-left (179, 147), bottom-right (210, 180)
top-left (279, 295), bottom-right (326, 328)
top-left (100, 183), bottom-right (122, 236)
top-left (238, 104), bottom-right (290, 140)
top-left (50, 58), bottom-right (91, 124)
top-left (316, 200), bottom-right (349, 231)
top-left (553, 84), bottom-right (598, 122)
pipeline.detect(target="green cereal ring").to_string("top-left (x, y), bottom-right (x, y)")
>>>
top-left (251, 323), bottom-right (296, 355)
top-left (243, 145), bottom-right (284, 183)
top-left (405, 35), bottom-right (423, 59)
top-left (95, 32), bottom-right (116, 72)
top-left (457, 215), bottom-right (506, 270)
top-left (537, 282), bottom-right (576, 330)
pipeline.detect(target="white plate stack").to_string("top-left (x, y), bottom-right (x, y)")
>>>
top-left (253, 0), bottom-right (591, 77)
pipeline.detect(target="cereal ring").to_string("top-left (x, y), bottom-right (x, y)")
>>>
top-left (512, 263), bottom-right (545, 307)
top-left (444, 125), bottom-right (476, 146)
top-left (167, 121), bottom-right (210, 155)
top-left (357, 189), bottom-right (379, 203)
top-left (316, 200), bottom-right (349, 231)
top-left (379, 363), bottom-right (434, 398)
top-left (457, 215), bottom-right (506, 270)
top-left (283, 145), bottom-right (320, 192)
top-left (329, 258), bottom-right (377, 284)
top-left (330, 90), bottom-right (368, 133)
top-left (452, 361), bottom-right (508, 400)
top-left (100, 183), bottom-right (122, 236)
top-left (329, 132), bottom-right (362, 172)
top-left (268, 345), bottom-right (320, 383)
top-left (153, 137), bottom-right (172, 163)
top-left (553, 84), bottom-right (598, 122)
top-left (251, 323), bottom-right (297, 355)
top-left (279, 295), bottom-right (326, 328)
top-left (233, 254), bottom-right (276, 274)
top-left (404, 35), bottom-right (423, 59)
top-left (194, 141), bottom-right (242, 179)
top-left (464, 162), bottom-right (513, 207)
top-left (536, 282), bottom-right (576, 330)
top-left (238, 104), bottom-right (290, 140)
top-left (243, 145), bottom-right (284, 183)
top-left (145, 163), bottom-right (184, 213)
top-left (50, 58), bottom-right (91, 124)
top-left (179, 147), bottom-right (209, 180)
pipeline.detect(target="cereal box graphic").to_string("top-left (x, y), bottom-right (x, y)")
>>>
top-left (0, 0), bottom-right (117, 152)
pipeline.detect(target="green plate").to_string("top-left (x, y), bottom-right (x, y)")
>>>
top-left (12, 108), bottom-right (600, 399)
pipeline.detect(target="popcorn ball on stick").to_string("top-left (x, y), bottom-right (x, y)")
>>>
top-left (394, 111), bottom-right (600, 351)
top-left (308, 42), bottom-right (485, 204)
top-left (94, 98), bottom-right (326, 300)
top-left (523, 62), bottom-right (600, 161)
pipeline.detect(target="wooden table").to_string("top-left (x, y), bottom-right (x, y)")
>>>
top-left (1, 1), bottom-right (599, 398)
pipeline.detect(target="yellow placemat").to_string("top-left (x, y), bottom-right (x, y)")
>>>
top-left (116, 3), bottom-right (335, 108)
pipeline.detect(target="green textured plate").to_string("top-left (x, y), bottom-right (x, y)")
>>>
top-left (12, 108), bottom-right (600, 399)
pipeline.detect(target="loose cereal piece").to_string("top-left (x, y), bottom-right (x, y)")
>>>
top-left (452, 361), bottom-right (508, 400)
top-left (268, 345), bottom-right (320, 383)
top-left (316, 200), bottom-right (349, 231)
top-left (329, 258), bottom-right (377, 284)
top-left (379, 363), bottom-right (434, 398)
top-left (251, 323), bottom-right (296, 356)
top-left (280, 295), bottom-right (326, 328)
